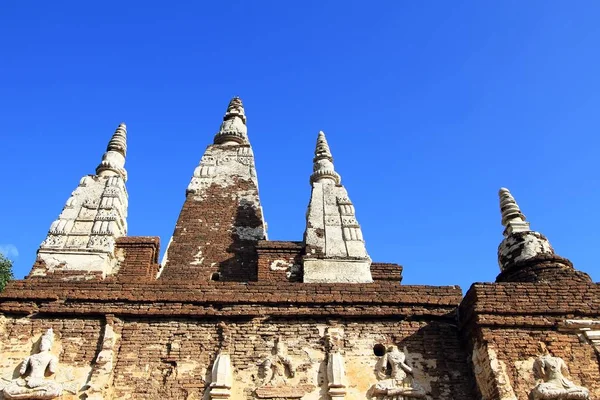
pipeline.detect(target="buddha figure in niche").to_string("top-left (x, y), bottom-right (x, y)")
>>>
top-left (2, 328), bottom-right (64, 399)
top-left (529, 354), bottom-right (589, 400)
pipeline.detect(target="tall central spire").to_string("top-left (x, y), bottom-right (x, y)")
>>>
top-left (160, 97), bottom-right (267, 282)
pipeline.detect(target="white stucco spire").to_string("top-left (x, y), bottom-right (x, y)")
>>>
top-left (34, 123), bottom-right (129, 279)
top-left (303, 131), bottom-right (372, 283)
top-left (213, 97), bottom-right (249, 145)
top-left (310, 131), bottom-right (341, 185)
top-left (499, 187), bottom-right (530, 236)
top-left (96, 123), bottom-right (128, 181)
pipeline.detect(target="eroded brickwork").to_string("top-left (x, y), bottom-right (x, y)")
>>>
top-left (2, 103), bottom-right (599, 400)
top-left (460, 283), bottom-right (600, 400)
top-left (0, 313), bottom-right (474, 399)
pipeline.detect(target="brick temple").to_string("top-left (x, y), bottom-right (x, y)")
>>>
top-left (0, 97), bottom-right (598, 399)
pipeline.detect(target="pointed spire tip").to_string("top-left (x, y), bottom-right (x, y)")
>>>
top-left (499, 187), bottom-right (529, 236)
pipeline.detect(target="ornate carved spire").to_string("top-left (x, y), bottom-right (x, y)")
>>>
top-left (34, 122), bottom-right (129, 279)
top-left (213, 97), bottom-right (248, 145)
top-left (303, 131), bottom-right (372, 283)
top-left (310, 131), bottom-right (341, 185)
top-left (96, 123), bottom-right (128, 180)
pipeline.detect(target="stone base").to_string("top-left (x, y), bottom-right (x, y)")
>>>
top-left (35, 250), bottom-right (115, 279)
top-left (209, 386), bottom-right (231, 399)
top-left (303, 258), bottom-right (372, 283)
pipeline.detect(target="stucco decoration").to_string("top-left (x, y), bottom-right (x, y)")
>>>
top-left (303, 131), bottom-right (372, 283)
top-left (35, 124), bottom-right (129, 278)
top-left (84, 321), bottom-right (120, 399)
top-left (254, 337), bottom-right (313, 398)
top-left (529, 355), bottom-right (589, 400)
top-left (209, 353), bottom-right (233, 399)
top-left (325, 327), bottom-right (347, 399)
top-left (1, 329), bottom-right (73, 399)
top-left (371, 345), bottom-right (426, 399)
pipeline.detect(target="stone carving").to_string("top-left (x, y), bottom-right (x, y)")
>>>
top-left (372, 345), bottom-right (426, 399)
top-left (259, 337), bottom-right (295, 386)
top-left (325, 328), bottom-right (347, 399)
top-left (254, 337), bottom-right (312, 399)
top-left (2, 329), bottom-right (65, 399)
top-left (529, 355), bottom-right (589, 400)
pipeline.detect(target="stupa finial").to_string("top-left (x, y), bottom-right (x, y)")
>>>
top-left (96, 123), bottom-right (128, 180)
top-left (214, 97), bottom-right (248, 145)
top-left (310, 131), bottom-right (340, 185)
top-left (499, 187), bottom-right (530, 236)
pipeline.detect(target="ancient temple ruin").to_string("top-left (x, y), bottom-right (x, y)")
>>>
top-left (0, 97), bottom-right (598, 399)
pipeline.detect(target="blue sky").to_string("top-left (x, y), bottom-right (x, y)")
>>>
top-left (1, 1), bottom-right (599, 290)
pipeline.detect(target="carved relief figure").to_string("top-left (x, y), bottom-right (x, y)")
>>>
top-left (2, 328), bottom-right (64, 399)
top-left (529, 355), bottom-right (589, 400)
top-left (372, 345), bottom-right (426, 399)
top-left (254, 337), bottom-right (314, 399)
top-left (259, 336), bottom-right (295, 386)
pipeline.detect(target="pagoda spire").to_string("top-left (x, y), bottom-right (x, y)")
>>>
top-left (495, 187), bottom-right (591, 283)
top-left (213, 97), bottom-right (248, 145)
top-left (160, 97), bottom-right (266, 282)
top-left (499, 187), bottom-right (530, 236)
top-left (96, 123), bottom-right (128, 180)
top-left (34, 123), bottom-right (129, 279)
top-left (310, 131), bottom-right (341, 185)
top-left (302, 131), bottom-right (372, 283)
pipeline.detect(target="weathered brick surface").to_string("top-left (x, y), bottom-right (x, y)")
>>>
top-left (495, 253), bottom-right (592, 283)
top-left (0, 314), bottom-right (474, 399)
top-left (256, 241), bottom-right (303, 282)
top-left (114, 236), bottom-right (160, 281)
top-left (160, 177), bottom-right (264, 283)
top-left (460, 282), bottom-right (600, 399)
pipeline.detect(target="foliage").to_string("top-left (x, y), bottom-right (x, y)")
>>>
top-left (0, 253), bottom-right (14, 292)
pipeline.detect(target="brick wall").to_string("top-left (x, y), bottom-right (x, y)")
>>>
top-left (460, 282), bottom-right (600, 399)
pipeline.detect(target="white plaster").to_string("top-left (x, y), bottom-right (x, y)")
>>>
top-left (35, 125), bottom-right (129, 278)
top-left (498, 231), bottom-right (555, 272)
top-left (209, 353), bottom-right (233, 399)
top-left (303, 131), bottom-right (371, 283)
top-left (530, 355), bottom-right (589, 399)
top-left (499, 188), bottom-right (530, 236)
top-left (303, 259), bottom-right (372, 283)
top-left (471, 341), bottom-right (517, 400)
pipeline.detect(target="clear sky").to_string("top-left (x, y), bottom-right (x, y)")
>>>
top-left (1, 1), bottom-right (599, 291)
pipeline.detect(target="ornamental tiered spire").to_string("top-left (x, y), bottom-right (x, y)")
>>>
top-left (302, 131), bottom-right (372, 283)
top-left (96, 123), bottom-right (128, 180)
top-left (495, 187), bottom-right (590, 283)
top-left (213, 97), bottom-right (249, 145)
top-left (499, 187), bottom-right (529, 236)
top-left (310, 131), bottom-right (341, 185)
